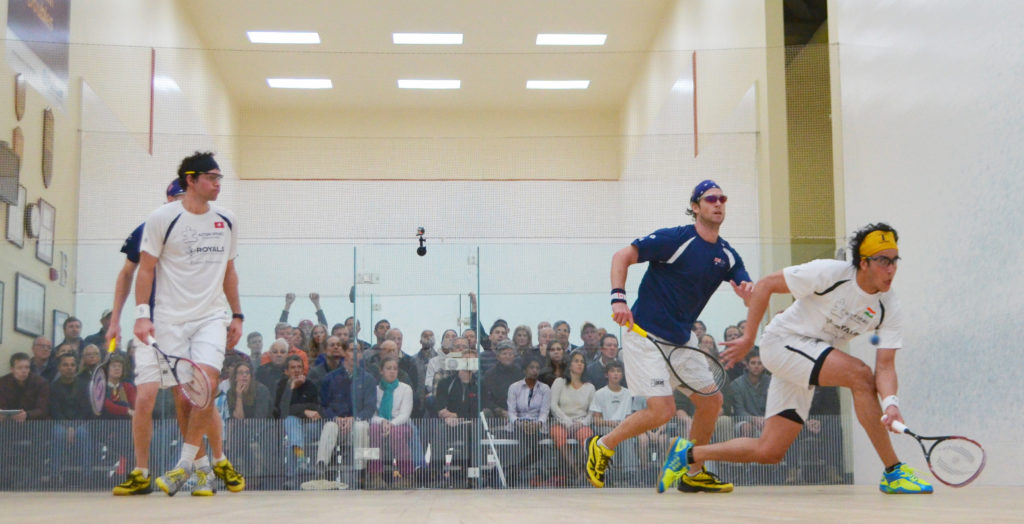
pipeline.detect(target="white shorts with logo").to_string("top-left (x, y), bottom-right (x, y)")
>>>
top-left (134, 311), bottom-right (230, 386)
top-left (760, 331), bottom-right (835, 423)
top-left (621, 329), bottom-right (712, 398)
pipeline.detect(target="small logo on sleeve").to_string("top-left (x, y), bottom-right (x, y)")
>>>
top-left (214, 221), bottom-right (225, 229)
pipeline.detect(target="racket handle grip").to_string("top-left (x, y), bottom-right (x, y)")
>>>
top-left (147, 335), bottom-right (157, 346)
top-left (107, 337), bottom-right (117, 354)
top-left (882, 415), bottom-right (910, 434)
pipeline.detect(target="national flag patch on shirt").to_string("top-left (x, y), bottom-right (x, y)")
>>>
top-left (864, 307), bottom-right (876, 319)
top-left (214, 221), bottom-right (225, 229)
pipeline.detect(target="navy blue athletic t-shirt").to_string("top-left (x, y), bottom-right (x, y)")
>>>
top-left (630, 225), bottom-right (750, 345)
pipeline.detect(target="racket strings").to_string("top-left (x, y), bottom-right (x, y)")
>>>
top-left (930, 438), bottom-right (985, 486)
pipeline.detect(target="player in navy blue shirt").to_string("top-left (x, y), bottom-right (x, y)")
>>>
top-left (586, 179), bottom-right (754, 494)
top-left (109, 179), bottom-right (184, 496)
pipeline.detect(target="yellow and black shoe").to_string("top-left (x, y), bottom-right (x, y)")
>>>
top-left (191, 469), bottom-right (216, 496)
top-left (879, 463), bottom-right (933, 494)
top-left (112, 469), bottom-right (152, 496)
top-left (585, 435), bottom-right (615, 488)
top-left (678, 467), bottom-right (734, 493)
top-left (213, 458), bottom-right (245, 493)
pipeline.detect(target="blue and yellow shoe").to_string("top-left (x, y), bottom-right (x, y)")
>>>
top-left (585, 435), bottom-right (615, 488)
top-left (678, 467), bottom-right (734, 493)
top-left (879, 463), bottom-right (933, 494)
top-left (657, 437), bottom-right (693, 493)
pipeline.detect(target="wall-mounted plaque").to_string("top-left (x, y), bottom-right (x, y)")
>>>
top-left (42, 108), bottom-right (54, 188)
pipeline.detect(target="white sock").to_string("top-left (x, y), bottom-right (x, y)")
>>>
top-left (214, 454), bottom-right (227, 464)
top-left (135, 467), bottom-right (149, 478)
top-left (686, 465), bottom-right (701, 477)
top-left (177, 443), bottom-right (200, 471)
top-left (195, 455), bottom-right (211, 472)
top-left (596, 437), bottom-right (610, 449)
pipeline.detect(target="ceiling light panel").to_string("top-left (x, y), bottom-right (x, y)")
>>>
top-left (267, 78), bottom-right (333, 89)
top-left (536, 34), bottom-right (607, 46)
top-left (398, 79), bottom-right (461, 89)
top-left (247, 31), bottom-right (321, 44)
top-left (526, 80), bottom-right (590, 90)
top-left (393, 33), bottom-right (463, 45)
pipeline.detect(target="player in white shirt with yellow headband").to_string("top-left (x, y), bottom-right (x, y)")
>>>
top-left (673, 223), bottom-right (933, 494)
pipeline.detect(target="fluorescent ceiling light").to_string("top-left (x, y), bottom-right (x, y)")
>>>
top-left (393, 33), bottom-right (463, 45)
top-left (247, 31), bottom-right (320, 44)
top-left (536, 33), bottom-right (607, 46)
top-left (526, 80), bottom-right (590, 90)
top-left (267, 78), bottom-right (332, 89)
top-left (398, 79), bottom-right (461, 89)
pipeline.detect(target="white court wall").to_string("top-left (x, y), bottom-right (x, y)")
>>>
top-left (67, 2), bottom-right (770, 357)
top-left (831, 0), bottom-right (1024, 485)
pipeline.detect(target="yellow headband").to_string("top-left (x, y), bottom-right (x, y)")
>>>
top-left (859, 230), bottom-right (898, 258)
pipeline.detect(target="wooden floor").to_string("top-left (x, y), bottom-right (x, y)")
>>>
top-left (1, 486), bottom-right (1019, 523)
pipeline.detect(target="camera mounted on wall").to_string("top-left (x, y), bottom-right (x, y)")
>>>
top-left (416, 227), bottom-right (427, 256)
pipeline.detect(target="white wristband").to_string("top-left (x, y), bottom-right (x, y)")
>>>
top-left (135, 304), bottom-right (151, 320)
top-left (881, 395), bottom-right (899, 411)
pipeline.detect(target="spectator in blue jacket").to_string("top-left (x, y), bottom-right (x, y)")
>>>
top-left (314, 341), bottom-right (376, 471)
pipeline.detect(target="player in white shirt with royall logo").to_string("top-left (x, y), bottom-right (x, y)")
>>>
top-left (133, 151), bottom-right (246, 496)
top-left (678, 223), bottom-right (932, 494)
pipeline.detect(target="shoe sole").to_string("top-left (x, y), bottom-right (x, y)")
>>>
top-left (678, 480), bottom-right (734, 493)
top-left (585, 436), bottom-right (605, 489)
top-left (112, 488), bottom-right (152, 496)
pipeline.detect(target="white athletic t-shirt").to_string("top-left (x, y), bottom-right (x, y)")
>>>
top-left (140, 200), bottom-right (238, 324)
top-left (765, 259), bottom-right (903, 349)
top-left (589, 386), bottom-right (634, 422)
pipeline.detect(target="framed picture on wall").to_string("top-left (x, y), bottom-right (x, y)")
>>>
top-left (15, 272), bottom-right (45, 337)
top-left (35, 198), bottom-right (55, 265)
top-left (0, 280), bottom-right (5, 344)
top-left (6, 185), bottom-right (26, 247)
top-left (52, 309), bottom-right (68, 344)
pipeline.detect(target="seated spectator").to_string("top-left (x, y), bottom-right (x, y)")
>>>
top-left (369, 319), bottom-right (391, 356)
top-left (534, 325), bottom-right (555, 358)
top-left (504, 358), bottom-right (550, 486)
top-left (552, 320), bottom-right (579, 352)
top-left (256, 338), bottom-right (290, 392)
top-left (29, 337), bottom-right (56, 382)
top-left (49, 353), bottom-right (94, 478)
top-left (224, 361), bottom-right (274, 481)
top-left (274, 355), bottom-right (322, 487)
top-left (0, 353), bottom-right (50, 480)
top-left (344, 316), bottom-right (372, 352)
top-left (246, 331), bottom-right (264, 364)
top-left (307, 323), bottom-right (329, 363)
top-left (368, 357), bottom-right (415, 487)
top-left (539, 341), bottom-right (568, 386)
top-left (585, 334), bottom-right (623, 389)
top-left (424, 331), bottom-right (462, 399)
top-left (572, 321), bottom-right (601, 361)
top-left (77, 344), bottom-right (102, 381)
top-left (101, 355), bottom-right (136, 419)
top-left (259, 334), bottom-right (309, 374)
top-left (693, 320), bottom-right (707, 340)
top-left (729, 350), bottom-right (769, 438)
top-left (722, 326), bottom-right (746, 381)
top-left (478, 322), bottom-right (508, 374)
top-left (366, 340), bottom-right (414, 386)
top-left (308, 335), bottom-right (345, 387)
top-left (57, 316), bottom-right (83, 355)
top-left (314, 341), bottom-right (376, 473)
top-left (480, 341), bottom-right (524, 419)
top-left (278, 292), bottom-right (329, 333)
top-left (589, 362), bottom-right (637, 472)
top-left (431, 349), bottom-right (480, 481)
top-left (81, 309), bottom-right (112, 350)
top-left (512, 325), bottom-right (534, 361)
top-left (549, 352), bottom-right (596, 483)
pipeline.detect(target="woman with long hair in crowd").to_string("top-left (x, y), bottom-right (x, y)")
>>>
top-left (539, 341), bottom-right (568, 386)
top-left (549, 352), bottom-right (596, 485)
